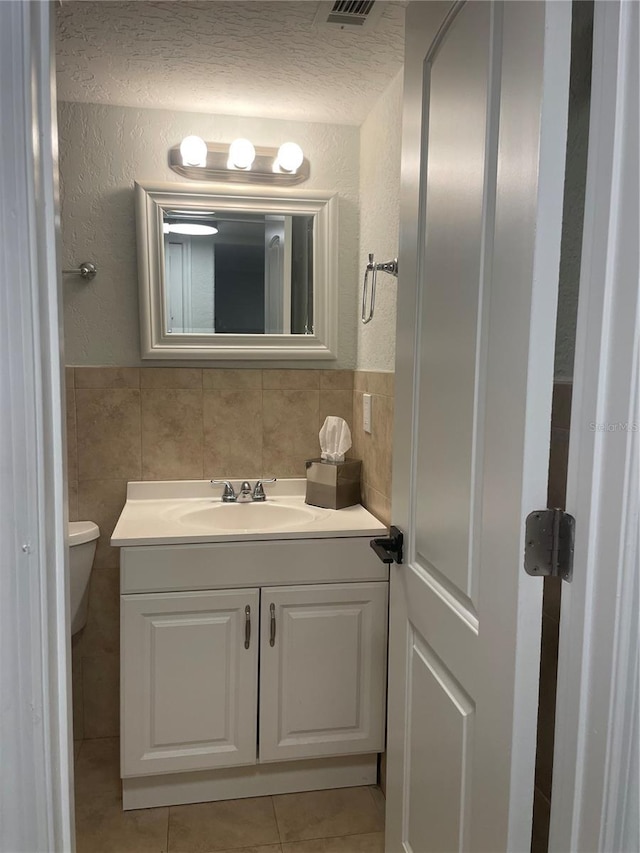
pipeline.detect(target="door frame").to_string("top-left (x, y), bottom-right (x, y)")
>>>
top-left (0, 0), bottom-right (637, 850)
top-left (0, 1), bottom-right (73, 851)
top-left (549, 2), bottom-right (639, 850)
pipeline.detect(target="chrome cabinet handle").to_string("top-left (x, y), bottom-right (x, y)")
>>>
top-left (269, 603), bottom-right (276, 647)
top-left (244, 605), bottom-right (251, 649)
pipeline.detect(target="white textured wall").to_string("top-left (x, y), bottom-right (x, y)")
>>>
top-left (59, 102), bottom-right (360, 367)
top-left (357, 72), bottom-right (403, 372)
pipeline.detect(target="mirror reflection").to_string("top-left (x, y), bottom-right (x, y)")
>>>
top-left (136, 182), bottom-right (337, 360)
top-left (163, 209), bottom-right (314, 336)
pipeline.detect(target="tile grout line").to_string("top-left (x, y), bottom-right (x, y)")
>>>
top-left (200, 381), bottom-right (204, 480)
top-left (200, 370), bottom-right (204, 483)
top-left (70, 370), bottom-right (78, 484)
top-left (367, 783), bottom-right (385, 818)
top-left (281, 829), bottom-right (386, 846)
top-left (270, 794), bottom-right (283, 845)
top-left (137, 382), bottom-right (143, 482)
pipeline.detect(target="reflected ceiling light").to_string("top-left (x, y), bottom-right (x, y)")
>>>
top-left (228, 138), bottom-right (256, 170)
top-left (169, 140), bottom-right (309, 185)
top-left (179, 135), bottom-right (208, 167)
top-left (166, 221), bottom-right (218, 236)
top-left (275, 142), bottom-right (304, 173)
top-left (172, 209), bottom-right (215, 216)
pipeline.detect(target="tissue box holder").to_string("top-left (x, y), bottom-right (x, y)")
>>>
top-left (305, 458), bottom-right (362, 510)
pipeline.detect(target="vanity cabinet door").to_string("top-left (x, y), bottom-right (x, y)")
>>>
top-left (259, 582), bottom-right (388, 763)
top-left (121, 588), bottom-right (259, 777)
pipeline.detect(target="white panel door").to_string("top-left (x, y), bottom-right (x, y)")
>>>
top-left (121, 588), bottom-right (259, 777)
top-left (259, 583), bottom-right (388, 762)
top-left (165, 237), bottom-right (190, 332)
top-left (386, 2), bottom-right (570, 852)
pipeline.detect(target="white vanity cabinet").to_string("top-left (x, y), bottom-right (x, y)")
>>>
top-left (114, 490), bottom-right (390, 809)
top-left (121, 588), bottom-right (259, 777)
top-left (259, 583), bottom-right (388, 763)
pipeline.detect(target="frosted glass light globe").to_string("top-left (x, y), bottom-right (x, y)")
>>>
top-left (179, 135), bottom-right (208, 167)
top-left (277, 142), bottom-right (304, 173)
top-left (228, 138), bottom-right (256, 169)
top-left (167, 222), bottom-right (218, 236)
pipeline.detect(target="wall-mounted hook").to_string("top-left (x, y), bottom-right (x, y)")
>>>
top-left (62, 262), bottom-right (97, 281)
top-left (361, 253), bottom-right (398, 324)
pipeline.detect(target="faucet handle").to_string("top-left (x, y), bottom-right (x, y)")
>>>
top-left (252, 478), bottom-right (276, 501)
top-left (211, 479), bottom-right (236, 502)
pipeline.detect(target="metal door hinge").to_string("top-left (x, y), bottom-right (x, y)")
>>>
top-left (524, 509), bottom-right (575, 582)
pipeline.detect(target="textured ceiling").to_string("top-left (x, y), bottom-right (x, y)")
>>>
top-left (55, 1), bottom-right (405, 125)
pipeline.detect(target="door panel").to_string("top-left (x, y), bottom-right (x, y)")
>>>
top-left (259, 583), bottom-right (388, 762)
top-left (398, 6), bottom-right (492, 846)
top-left (121, 588), bottom-right (259, 777)
top-left (387, 1), bottom-right (571, 851)
top-left (152, 614), bottom-right (233, 746)
top-left (407, 634), bottom-right (474, 853)
top-left (415, 0), bottom-right (490, 608)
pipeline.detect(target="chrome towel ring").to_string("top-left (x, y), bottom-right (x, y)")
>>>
top-left (361, 252), bottom-right (398, 324)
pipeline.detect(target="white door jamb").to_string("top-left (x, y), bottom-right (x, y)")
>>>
top-left (0, 2), bottom-right (73, 851)
top-left (550, 2), bottom-right (640, 850)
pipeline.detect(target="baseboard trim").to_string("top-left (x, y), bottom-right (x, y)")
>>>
top-left (122, 754), bottom-right (378, 810)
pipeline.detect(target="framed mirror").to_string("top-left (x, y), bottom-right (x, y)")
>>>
top-left (135, 181), bottom-right (338, 360)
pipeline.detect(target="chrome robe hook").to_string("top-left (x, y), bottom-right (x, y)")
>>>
top-left (361, 253), bottom-right (398, 324)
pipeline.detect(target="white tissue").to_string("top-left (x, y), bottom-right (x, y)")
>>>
top-left (319, 416), bottom-right (352, 463)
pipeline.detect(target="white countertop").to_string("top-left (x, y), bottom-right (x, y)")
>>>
top-left (111, 479), bottom-right (387, 547)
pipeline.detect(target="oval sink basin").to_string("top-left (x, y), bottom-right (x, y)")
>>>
top-left (175, 501), bottom-right (324, 533)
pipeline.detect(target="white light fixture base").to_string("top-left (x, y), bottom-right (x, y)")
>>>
top-left (169, 142), bottom-right (310, 185)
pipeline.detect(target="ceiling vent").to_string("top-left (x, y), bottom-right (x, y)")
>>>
top-left (314, 1), bottom-right (386, 30)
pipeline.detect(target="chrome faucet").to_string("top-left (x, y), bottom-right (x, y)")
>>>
top-left (210, 478), bottom-right (277, 502)
top-left (252, 479), bottom-right (276, 501)
top-left (237, 481), bottom-right (253, 503)
top-left (210, 480), bottom-right (236, 502)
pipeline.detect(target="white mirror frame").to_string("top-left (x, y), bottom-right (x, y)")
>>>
top-left (135, 181), bottom-right (338, 360)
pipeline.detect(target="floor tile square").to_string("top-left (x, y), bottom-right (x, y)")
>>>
top-left (273, 788), bottom-right (384, 843)
top-left (211, 847), bottom-right (281, 853)
top-left (368, 787), bottom-right (385, 822)
top-left (282, 834), bottom-right (384, 853)
top-left (74, 737), bottom-right (121, 802)
top-left (168, 796), bottom-right (280, 852)
top-left (75, 794), bottom-right (168, 853)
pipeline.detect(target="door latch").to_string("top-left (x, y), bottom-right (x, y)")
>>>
top-left (371, 526), bottom-right (404, 565)
top-left (524, 509), bottom-right (575, 582)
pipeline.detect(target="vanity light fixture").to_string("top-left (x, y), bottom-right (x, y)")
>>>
top-left (179, 135), bottom-right (208, 168)
top-left (274, 142), bottom-right (305, 174)
top-left (169, 138), bottom-right (309, 185)
top-left (228, 138), bottom-right (256, 170)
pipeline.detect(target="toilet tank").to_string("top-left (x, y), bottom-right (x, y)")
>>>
top-left (68, 521), bottom-right (99, 635)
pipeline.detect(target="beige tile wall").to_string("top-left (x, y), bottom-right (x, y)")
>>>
top-left (67, 366), bottom-right (394, 741)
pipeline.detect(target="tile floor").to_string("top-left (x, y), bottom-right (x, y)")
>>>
top-left (74, 739), bottom-right (385, 853)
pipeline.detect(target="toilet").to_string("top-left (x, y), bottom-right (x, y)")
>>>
top-left (68, 521), bottom-right (100, 635)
